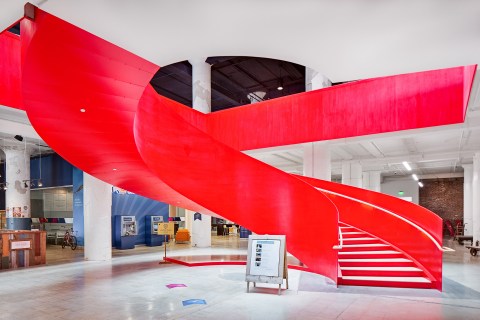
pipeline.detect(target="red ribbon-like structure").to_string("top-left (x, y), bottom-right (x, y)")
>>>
top-left (0, 6), bottom-right (476, 290)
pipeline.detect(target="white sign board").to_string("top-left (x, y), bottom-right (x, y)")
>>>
top-left (246, 235), bottom-right (287, 294)
top-left (10, 240), bottom-right (32, 250)
top-left (249, 239), bottom-right (281, 277)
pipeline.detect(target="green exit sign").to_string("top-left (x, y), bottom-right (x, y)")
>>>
top-left (398, 191), bottom-right (404, 196)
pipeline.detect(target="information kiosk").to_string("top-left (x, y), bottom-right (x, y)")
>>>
top-left (145, 215), bottom-right (164, 246)
top-left (114, 216), bottom-right (137, 249)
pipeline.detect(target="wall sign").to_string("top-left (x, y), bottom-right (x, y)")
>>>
top-left (157, 222), bottom-right (174, 235)
top-left (10, 240), bottom-right (32, 250)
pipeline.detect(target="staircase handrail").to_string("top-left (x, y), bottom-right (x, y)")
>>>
top-left (317, 188), bottom-right (445, 251)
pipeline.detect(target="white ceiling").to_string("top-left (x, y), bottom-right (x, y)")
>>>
top-left (1, 0), bottom-right (480, 179)
top-left (1, 0), bottom-right (480, 82)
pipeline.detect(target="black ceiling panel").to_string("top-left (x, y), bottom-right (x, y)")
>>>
top-left (150, 57), bottom-right (306, 112)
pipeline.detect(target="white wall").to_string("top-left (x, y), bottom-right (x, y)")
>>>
top-left (381, 178), bottom-right (419, 204)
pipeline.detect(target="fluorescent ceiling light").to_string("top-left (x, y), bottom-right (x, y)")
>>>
top-left (402, 161), bottom-right (412, 171)
top-left (418, 182), bottom-right (424, 187)
top-left (412, 174), bottom-right (418, 181)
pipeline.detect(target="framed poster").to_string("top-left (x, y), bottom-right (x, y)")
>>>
top-left (245, 235), bottom-right (287, 294)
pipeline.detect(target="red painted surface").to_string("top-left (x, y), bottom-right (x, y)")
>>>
top-left (208, 66), bottom-right (476, 151)
top-left (337, 223), bottom-right (435, 289)
top-left (0, 31), bottom-right (22, 110)
top-left (302, 179), bottom-right (443, 290)
top-left (20, 9), bottom-right (216, 217)
top-left (134, 86), bottom-right (340, 282)
top-left (9, 7), bottom-right (476, 289)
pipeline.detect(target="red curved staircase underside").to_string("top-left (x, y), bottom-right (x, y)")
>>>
top-left (1, 7), bottom-right (476, 289)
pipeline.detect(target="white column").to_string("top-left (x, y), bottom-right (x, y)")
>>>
top-left (189, 58), bottom-right (211, 114)
top-left (84, 173), bottom-right (112, 261)
top-left (305, 67), bottom-right (332, 91)
top-left (472, 153), bottom-right (480, 244)
top-left (247, 91), bottom-right (266, 104)
top-left (463, 164), bottom-right (473, 235)
top-left (191, 212), bottom-right (212, 248)
top-left (303, 141), bottom-right (331, 181)
top-left (363, 171), bottom-right (381, 192)
top-left (303, 68), bottom-right (332, 181)
top-left (185, 209), bottom-right (194, 235)
top-left (3, 147), bottom-right (31, 230)
top-left (187, 57), bottom-right (212, 246)
top-left (342, 161), bottom-right (362, 188)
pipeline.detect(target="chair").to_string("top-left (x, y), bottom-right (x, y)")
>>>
top-left (175, 229), bottom-right (190, 243)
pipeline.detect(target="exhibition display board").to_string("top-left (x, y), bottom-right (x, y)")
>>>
top-left (246, 235), bottom-right (288, 295)
top-left (157, 222), bottom-right (175, 262)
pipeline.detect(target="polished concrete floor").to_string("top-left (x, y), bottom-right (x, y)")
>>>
top-left (1, 236), bottom-right (480, 320)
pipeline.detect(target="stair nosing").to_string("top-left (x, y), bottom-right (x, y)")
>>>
top-left (340, 276), bottom-right (431, 283)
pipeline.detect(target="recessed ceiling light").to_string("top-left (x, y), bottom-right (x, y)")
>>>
top-left (80, 108), bottom-right (86, 113)
top-left (412, 174), bottom-right (418, 181)
top-left (418, 182), bottom-right (424, 187)
top-left (277, 86), bottom-right (283, 91)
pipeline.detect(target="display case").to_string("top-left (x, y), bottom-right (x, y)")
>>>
top-left (114, 215), bottom-right (137, 249)
top-left (145, 215), bottom-right (164, 247)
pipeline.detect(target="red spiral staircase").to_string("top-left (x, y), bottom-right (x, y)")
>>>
top-left (1, 6), bottom-right (476, 291)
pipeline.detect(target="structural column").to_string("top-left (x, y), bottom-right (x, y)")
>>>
top-left (303, 141), bottom-right (331, 181)
top-left (362, 171), bottom-right (381, 192)
top-left (84, 173), bottom-right (112, 261)
top-left (463, 164), bottom-right (473, 235)
top-left (189, 58), bottom-right (211, 114)
top-left (3, 146), bottom-right (31, 230)
top-left (303, 68), bottom-right (332, 181)
top-left (472, 153), bottom-right (480, 244)
top-left (186, 57), bottom-right (212, 247)
top-left (342, 161), bottom-right (362, 188)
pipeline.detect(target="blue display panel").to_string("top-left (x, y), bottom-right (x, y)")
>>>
top-left (112, 192), bottom-right (169, 245)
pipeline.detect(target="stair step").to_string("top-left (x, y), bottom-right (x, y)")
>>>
top-left (342, 232), bottom-right (366, 238)
top-left (339, 258), bottom-right (411, 263)
top-left (341, 267), bottom-right (422, 271)
top-left (340, 266), bottom-right (424, 277)
top-left (339, 250), bottom-right (400, 255)
top-left (342, 238), bottom-right (382, 245)
top-left (339, 258), bottom-right (415, 267)
top-left (342, 275), bottom-right (430, 282)
top-left (338, 276), bottom-right (432, 289)
top-left (339, 227), bottom-right (357, 232)
top-left (338, 250), bottom-right (403, 259)
top-left (340, 244), bottom-right (390, 251)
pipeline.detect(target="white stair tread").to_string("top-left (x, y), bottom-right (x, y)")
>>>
top-left (341, 232), bottom-right (364, 235)
top-left (339, 258), bottom-right (411, 262)
top-left (341, 267), bottom-right (422, 271)
top-left (341, 276), bottom-right (431, 283)
top-left (343, 237), bottom-right (377, 241)
top-left (339, 250), bottom-right (400, 255)
top-left (341, 244), bottom-right (389, 247)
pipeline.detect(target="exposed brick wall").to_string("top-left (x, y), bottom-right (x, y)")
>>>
top-left (419, 178), bottom-right (464, 223)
